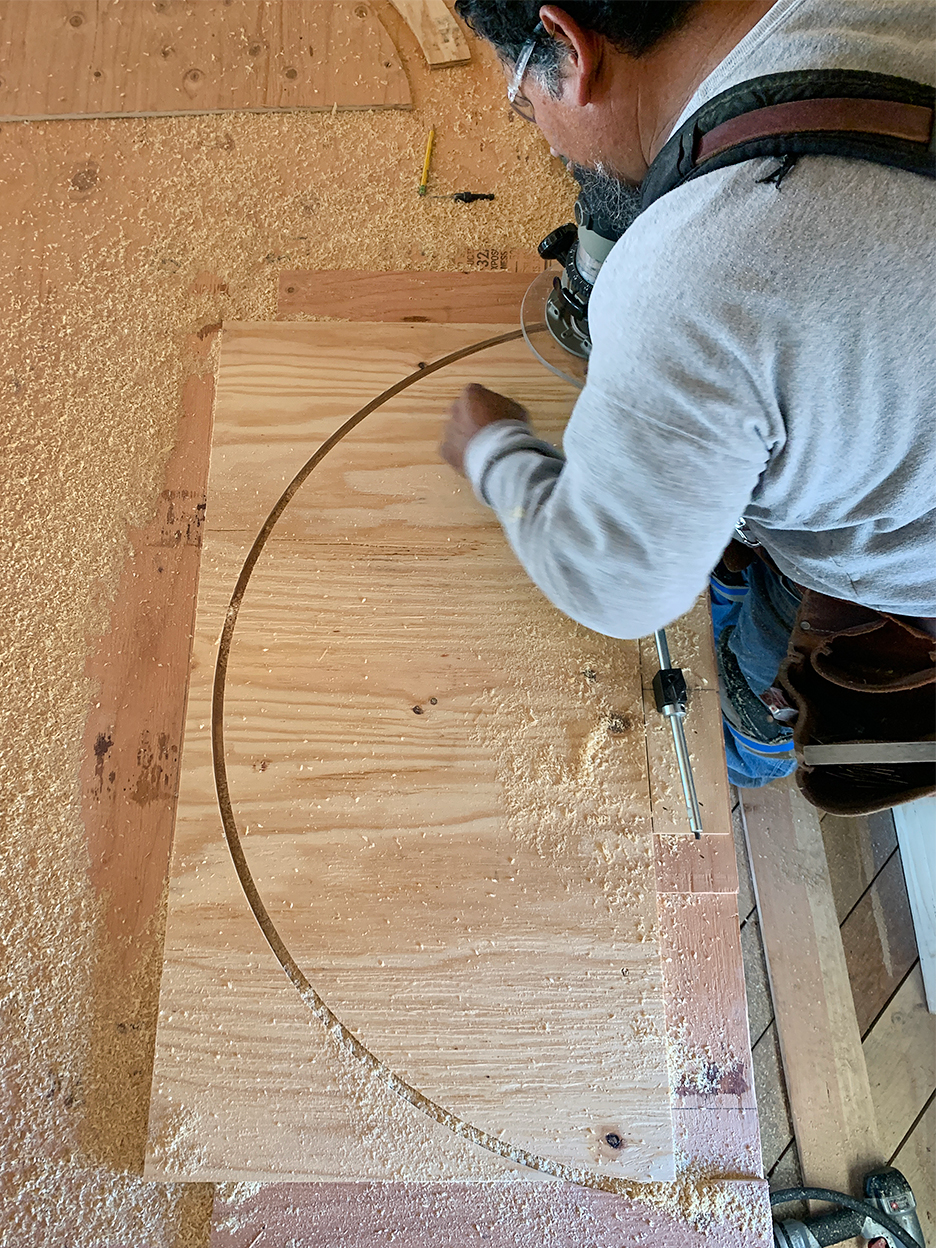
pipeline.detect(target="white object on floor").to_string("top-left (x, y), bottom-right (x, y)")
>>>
top-left (893, 796), bottom-right (936, 1014)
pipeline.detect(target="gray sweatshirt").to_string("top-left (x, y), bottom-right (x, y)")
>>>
top-left (464, 0), bottom-right (936, 639)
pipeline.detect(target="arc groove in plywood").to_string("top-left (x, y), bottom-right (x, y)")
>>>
top-left (210, 331), bottom-right (630, 1185)
top-left (147, 320), bottom-right (675, 1186)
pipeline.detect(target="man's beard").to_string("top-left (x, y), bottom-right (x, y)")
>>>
top-left (569, 162), bottom-right (643, 237)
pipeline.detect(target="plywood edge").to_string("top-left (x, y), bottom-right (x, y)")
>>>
top-left (209, 1177), bottom-right (771, 1247)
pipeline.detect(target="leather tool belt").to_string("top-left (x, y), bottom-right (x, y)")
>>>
top-left (779, 592), bottom-right (936, 816)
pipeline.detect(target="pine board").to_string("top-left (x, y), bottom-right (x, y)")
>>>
top-left (145, 320), bottom-right (675, 1184)
top-left (278, 270), bottom-right (543, 323)
top-left (0, 0), bottom-right (410, 121)
top-left (388, 0), bottom-right (470, 67)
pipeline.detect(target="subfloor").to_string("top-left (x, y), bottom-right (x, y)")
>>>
top-left (731, 790), bottom-right (936, 1237)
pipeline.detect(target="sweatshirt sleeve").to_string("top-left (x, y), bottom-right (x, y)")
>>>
top-left (461, 219), bottom-right (778, 639)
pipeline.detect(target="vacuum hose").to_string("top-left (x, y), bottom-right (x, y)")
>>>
top-left (770, 1186), bottom-right (923, 1248)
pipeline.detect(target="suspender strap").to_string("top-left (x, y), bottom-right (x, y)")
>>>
top-left (697, 96), bottom-right (933, 159)
top-left (641, 69), bottom-right (936, 209)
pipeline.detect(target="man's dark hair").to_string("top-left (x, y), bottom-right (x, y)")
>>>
top-left (454, 2), bottom-right (698, 78)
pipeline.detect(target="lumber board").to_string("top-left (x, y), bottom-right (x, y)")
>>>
top-left (0, 0), bottom-right (411, 121)
top-left (892, 797), bottom-right (936, 1012)
top-left (864, 965), bottom-right (936, 1158)
top-left (210, 1177), bottom-right (771, 1247)
top-left (81, 368), bottom-right (213, 968)
top-left (278, 269), bottom-right (543, 322)
top-left (741, 781), bottom-right (886, 1191)
top-left (842, 849), bottom-right (919, 1036)
top-left (389, 0), bottom-right (470, 67)
top-left (659, 892), bottom-right (756, 1110)
top-left (146, 320), bottom-right (675, 1184)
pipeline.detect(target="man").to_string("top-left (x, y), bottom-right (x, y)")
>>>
top-left (439, 1), bottom-right (935, 794)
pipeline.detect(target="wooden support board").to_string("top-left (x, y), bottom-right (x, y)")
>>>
top-left (146, 320), bottom-right (676, 1185)
top-left (741, 782), bottom-right (886, 1193)
top-left (0, 0), bottom-right (411, 121)
top-left (278, 270), bottom-right (545, 324)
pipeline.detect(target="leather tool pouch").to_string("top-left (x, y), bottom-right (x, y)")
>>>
top-left (779, 590), bottom-right (936, 815)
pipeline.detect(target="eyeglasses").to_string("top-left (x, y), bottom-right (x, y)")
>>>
top-left (506, 21), bottom-right (544, 122)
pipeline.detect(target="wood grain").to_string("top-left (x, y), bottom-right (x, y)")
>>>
top-left (741, 781), bottom-right (886, 1191)
top-left (278, 269), bottom-right (544, 322)
top-left (0, 0), bottom-right (411, 120)
top-left (389, 0), bottom-right (470, 67)
top-left (81, 364), bottom-right (213, 966)
top-left (146, 321), bottom-right (675, 1184)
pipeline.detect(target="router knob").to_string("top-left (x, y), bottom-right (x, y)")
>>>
top-left (538, 223), bottom-right (577, 263)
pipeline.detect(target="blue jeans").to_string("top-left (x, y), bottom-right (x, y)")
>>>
top-left (710, 559), bottom-right (799, 788)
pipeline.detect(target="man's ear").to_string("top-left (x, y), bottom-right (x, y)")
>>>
top-left (538, 4), bottom-right (603, 105)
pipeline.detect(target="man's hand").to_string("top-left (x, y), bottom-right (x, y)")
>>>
top-left (439, 383), bottom-right (530, 476)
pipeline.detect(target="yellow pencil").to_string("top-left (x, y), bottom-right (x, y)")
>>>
top-left (418, 128), bottom-right (435, 196)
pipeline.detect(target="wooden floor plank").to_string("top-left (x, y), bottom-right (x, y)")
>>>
top-left (750, 1024), bottom-right (794, 1175)
top-left (864, 964), bottom-right (936, 1159)
top-left (842, 849), bottom-right (919, 1036)
top-left (740, 915), bottom-right (773, 1046)
top-left (0, 0), bottom-right (411, 120)
top-left (891, 1095), bottom-right (935, 1244)
top-left (820, 809), bottom-right (897, 923)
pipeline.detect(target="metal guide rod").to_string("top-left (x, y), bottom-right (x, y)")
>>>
top-left (653, 628), bottom-right (703, 838)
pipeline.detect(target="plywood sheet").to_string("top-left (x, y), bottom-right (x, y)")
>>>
top-left (0, 0), bottom-right (410, 121)
top-left (146, 321), bottom-right (674, 1185)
